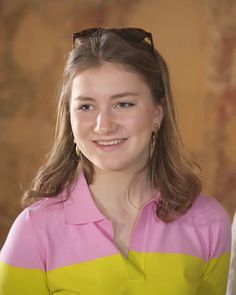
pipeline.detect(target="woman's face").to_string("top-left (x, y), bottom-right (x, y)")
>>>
top-left (70, 62), bottom-right (163, 174)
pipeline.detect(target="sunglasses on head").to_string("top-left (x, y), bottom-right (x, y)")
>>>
top-left (72, 27), bottom-right (155, 57)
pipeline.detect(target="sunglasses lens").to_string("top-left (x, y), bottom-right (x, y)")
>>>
top-left (73, 28), bottom-right (99, 46)
top-left (119, 29), bottom-right (146, 43)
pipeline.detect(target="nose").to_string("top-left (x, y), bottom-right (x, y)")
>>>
top-left (94, 109), bottom-right (117, 135)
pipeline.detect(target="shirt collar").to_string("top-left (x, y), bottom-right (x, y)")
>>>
top-left (63, 172), bottom-right (107, 225)
top-left (63, 171), bottom-right (159, 225)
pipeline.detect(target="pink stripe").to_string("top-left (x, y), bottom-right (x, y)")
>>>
top-left (0, 194), bottom-right (231, 270)
top-left (0, 207), bottom-right (46, 270)
top-left (131, 196), bottom-right (231, 261)
top-left (0, 202), bottom-right (122, 271)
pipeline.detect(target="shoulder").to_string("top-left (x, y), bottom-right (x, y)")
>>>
top-left (0, 194), bottom-right (66, 267)
top-left (25, 193), bottom-right (65, 216)
top-left (7, 193), bottom-right (65, 233)
top-left (5, 193), bottom-right (66, 243)
top-left (22, 194), bottom-right (68, 233)
top-left (186, 194), bottom-right (231, 227)
top-left (180, 195), bottom-right (231, 259)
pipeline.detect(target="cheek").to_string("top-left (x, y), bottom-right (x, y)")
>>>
top-left (124, 117), bottom-right (153, 137)
top-left (70, 113), bottom-right (78, 134)
top-left (127, 107), bottom-right (155, 131)
top-left (70, 113), bottom-right (83, 138)
top-left (70, 114), bottom-right (93, 140)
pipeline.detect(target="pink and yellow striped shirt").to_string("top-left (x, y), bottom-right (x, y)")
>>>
top-left (0, 172), bottom-right (231, 294)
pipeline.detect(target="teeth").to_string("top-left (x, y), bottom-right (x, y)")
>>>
top-left (97, 139), bottom-right (124, 146)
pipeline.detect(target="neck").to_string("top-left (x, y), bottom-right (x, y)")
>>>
top-left (89, 167), bottom-right (154, 211)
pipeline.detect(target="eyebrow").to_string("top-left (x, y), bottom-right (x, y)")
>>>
top-left (74, 92), bottom-right (140, 101)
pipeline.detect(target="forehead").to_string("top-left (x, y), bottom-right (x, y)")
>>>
top-left (71, 62), bottom-right (151, 96)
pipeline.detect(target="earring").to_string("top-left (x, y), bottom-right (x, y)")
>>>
top-left (74, 138), bottom-right (80, 157)
top-left (75, 145), bottom-right (80, 157)
top-left (151, 123), bottom-right (159, 154)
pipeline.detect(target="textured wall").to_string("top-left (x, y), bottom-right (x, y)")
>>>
top-left (0, 0), bottom-right (236, 247)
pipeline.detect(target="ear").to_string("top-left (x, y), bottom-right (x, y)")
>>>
top-left (153, 104), bottom-right (164, 126)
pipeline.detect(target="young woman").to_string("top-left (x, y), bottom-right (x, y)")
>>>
top-left (0, 28), bottom-right (231, 295)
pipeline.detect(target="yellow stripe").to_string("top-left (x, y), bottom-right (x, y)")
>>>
top-left (47, 252), bottom-right (228, 294)
top-left (0, 261), bottom-right (49, 295)
top-left (198, 252), bottom-right (231, 295)
top-left (0, 252), bottom-right (230, 295)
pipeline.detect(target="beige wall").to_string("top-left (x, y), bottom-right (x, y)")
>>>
top-left (0, 0), bottom-right (236, 247)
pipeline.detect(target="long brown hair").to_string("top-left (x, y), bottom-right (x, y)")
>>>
top-left (22, 28), bottom-right (201, 222)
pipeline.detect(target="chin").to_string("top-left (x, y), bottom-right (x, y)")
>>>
top-left (93, 160), bottom-right (142, 174)
top-left (95, 164), bottom-right (127, 173)
top-left (90, 154), bottom-right (148, 174)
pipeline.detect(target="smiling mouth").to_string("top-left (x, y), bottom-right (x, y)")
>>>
top-left (95, 139), bottom-right (126, 146)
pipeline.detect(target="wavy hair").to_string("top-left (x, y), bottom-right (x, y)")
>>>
top-left (22, 29), bottom-right (201, 222)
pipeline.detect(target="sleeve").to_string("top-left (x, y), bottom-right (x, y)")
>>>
top-left (198, 208), bottom-right (232, 295)
top-left (0, 209), bottom-right (50, 295)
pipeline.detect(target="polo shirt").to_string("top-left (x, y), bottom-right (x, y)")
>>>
top-left (0, 172), bottom-right (231, 295)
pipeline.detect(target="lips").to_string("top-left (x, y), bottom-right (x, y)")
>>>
top-left (96, 139), bottom-right (126, 146)
top-left (93, 138), bottom-right (127, 150)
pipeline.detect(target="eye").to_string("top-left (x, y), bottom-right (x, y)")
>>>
top-left (115, 102), bottom-right (135, 109)
top-left (78, 104), bottom-right (95, 111)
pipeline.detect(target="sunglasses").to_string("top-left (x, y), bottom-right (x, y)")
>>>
top-left (72, 27), bottom-right (155, 57)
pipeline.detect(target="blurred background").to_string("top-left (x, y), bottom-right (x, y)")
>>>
top-left (0, 0), bottom-right (236, 248)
